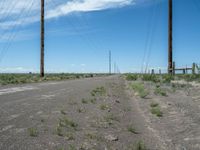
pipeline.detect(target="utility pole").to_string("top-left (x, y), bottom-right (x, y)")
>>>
top-left (109, 51), bottom-right (111, 75)
top-left (40, 0), bottom-right (45, 77)
top-left (168, 0), bottom-right (173, 74)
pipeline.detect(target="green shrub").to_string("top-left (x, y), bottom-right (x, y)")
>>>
top-left (126, 74), bottom-right (138, 81)
top-left (142, 75), bottom-right (160, 83)
top-left (131, 83), bottom-right (149, 98)
top-left (154, 88), bottom-right (167, 96)
top-left (151, 107), bottom-right (163, 117)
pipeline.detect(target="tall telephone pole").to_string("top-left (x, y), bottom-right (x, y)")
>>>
top-left (109, 51), bottom-right (111, 75)
top-left (168, 0), bottom-right (173, 74)
top-left (40, 0), bottom-right (45, 77)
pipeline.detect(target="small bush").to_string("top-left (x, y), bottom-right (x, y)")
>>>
top-left (150, 102), bottom-right (159, 108)
top-left (91, 87), bottom-right (106, 97)
top-left (151, 107), bottom-right (163, 117)
top-left (126, 74), bottom-right (138, 81)
top-left (154, 88), bottom-right (167, 96)
top-left (81, 98), bottom-right (88, 104)
top-left (59, 117), bottom-right (78, 129)
top-left (136, 141), bottom-right (146, 150)
top-left (28, 127), bottom-right (38, 137)
top-left (127, 125), bottom-right (138, 134)
top-left (131, 83), bottom-right (149, 98)
top-left (142, 75), bottom-right (160, 83)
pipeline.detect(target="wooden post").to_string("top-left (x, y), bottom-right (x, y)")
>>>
top-left (151, 69), bottom-right (155, 75)
top-left (168, 0), bottom-right (173, 74)
top-left (172, 61), bottom-right (175, 75)
top-left (40, 0), bottom-right (45, 77)
top-left (192, 63), bottom-right (196, 74)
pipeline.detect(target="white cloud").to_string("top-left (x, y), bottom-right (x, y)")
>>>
top-left (0, 0), bottom-right (135, 29)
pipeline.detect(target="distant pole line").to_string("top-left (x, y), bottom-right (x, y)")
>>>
top-left (40, 0), bottom-right (45, 77)
top-left (109, 51), bottom-right (111, 75)
top-left (168, 0), bottom-right (173, 74)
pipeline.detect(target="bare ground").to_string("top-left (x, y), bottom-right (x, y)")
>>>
top-left (0, 76), bottom-right (200, 150)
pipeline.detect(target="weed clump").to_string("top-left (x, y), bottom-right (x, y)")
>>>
top-left (126, 74), bottom-right (138, 81)
top-left (28, 127), bottom-right (38, 137)
top-left (154, 87), bottom-right (167, 96)
top-left (150, 103), bottom-right (163, 117)
top-left (91, 87), bottom-right (106, 97)
top-left (131, 83), bottom-right (149, 98)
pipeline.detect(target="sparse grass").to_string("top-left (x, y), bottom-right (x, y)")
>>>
top-left (28, 127), bottom-right (38, 137)
top-left (127, 125), bottom-right (138, 134)
top-left (126, 74), bottom-right (138, 81)
top-left (100, 104), bottom-right (110, 110)
top-left (142, 74), bottom-right (160, 83)
top-left (162, 74), bottom-right (174, 83)
top-left (77, 107), bottom-right (86, 113)
top-left (135, 141), bottom-right (146, 150)
top-left (150, 102), bottom-right (159, 108)
top-left (131, 83), bottom-right (149, 98)
top-left (60, 109), bottom-right (67, 115)
top-left (65, 132), bottom-right (75, 141)
top-left (90, 98), bottom-right (96, 104)
top-left (91, 86), bottom-right (106, 97)
top-left (69, 145), bottom-right (76, 150)
top-left (151, 106), bottom-right (163, 117)
top-left (123, 107), bottom-right (132, 112)
top-left (104, 114), bottom-right (119, 125)
top-left (56, 125), bottom-right (64, 136)
top-left (85, 133), bottom-right (97, 140)
top-left (68, 100), bottom-right (78, 105)
top-left (81, 98), bottom-right (88, 104)
top-left (154, 87), bottom-right (167, 96)
top-left (59, 117), bottom-right (78, 130)
top-left (0, 73), bottom-right (103, 85)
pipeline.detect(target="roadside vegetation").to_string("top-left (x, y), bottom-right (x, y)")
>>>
top-left (150, 102), bottom-right (163, 117)
top-left (0, 73), bottom-right (107, 85)
top-left (130, 82), bottom-right (149, 98)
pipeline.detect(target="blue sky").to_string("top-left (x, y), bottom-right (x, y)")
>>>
top-left (0, 0), bottom-right (200, 73)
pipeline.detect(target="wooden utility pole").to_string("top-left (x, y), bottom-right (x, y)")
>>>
top-left (40, 0), bottom-right (45, 77)
top-left (168, 0), bottom-right (173, 74)
top-left (109, 51), bottom-right (111, 75)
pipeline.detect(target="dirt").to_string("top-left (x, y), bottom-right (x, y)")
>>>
top-left (127, 79), bottom-right (200, 150)
top-left (1, 76), bottom-right (200, 150)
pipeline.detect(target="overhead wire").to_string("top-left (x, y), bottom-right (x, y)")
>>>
top-left (144, 0), bottom-right (162, 73)
top-left (0, 0), bottom-right (35, 63)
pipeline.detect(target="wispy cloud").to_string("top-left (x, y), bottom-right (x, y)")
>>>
top-left (0, 0), bottom-right (135, 29)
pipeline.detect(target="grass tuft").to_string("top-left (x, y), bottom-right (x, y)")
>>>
top-left (28, 127), bottom-right (38, 137)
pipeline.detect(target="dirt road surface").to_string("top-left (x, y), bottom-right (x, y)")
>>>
top-left (0, 76), bottom-right (200, 150)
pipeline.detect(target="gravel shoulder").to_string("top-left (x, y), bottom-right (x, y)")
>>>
top-left (127, 79), bottom-right (200, 150)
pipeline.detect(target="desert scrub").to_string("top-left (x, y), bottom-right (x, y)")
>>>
top-left (154, 87), bottom-right (167, 96)
top-left (81, 98), bottom-right (88, 104)
top-left (28, 127), bottom-right (38, 137)
top-left (100, 104), bottom-right (110, 110)
top-left (104, 114), bottom-right (119, 125)
top-left (91, 86), bottom-right (106, 97)
top-left (142, 74), bottom-right (160, 83)
top-left (126, 74), bottom-right (138, 81)
top-left (162, 74), bottom-right (174, 83)
top-left (150, 102), bottom-right (159, 108)
top-left (59, 117), bottom-right (78, 130)
top-left (90, 98), bottom-right (96, 104)
top-left (56, 125), bottom-right (64, 136)
top-left (60, 109), bottom-right (67, 115)
top-left (136, 141), bottom-right (146, 150)
top-left (127, 125), bottom-right (138, 134)
top-left (65, 132), bottom-right (75, 140)
top-left (151, 104), bottom-right (163, 117)
top-left (130, 82), bottom-right (149, 98)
